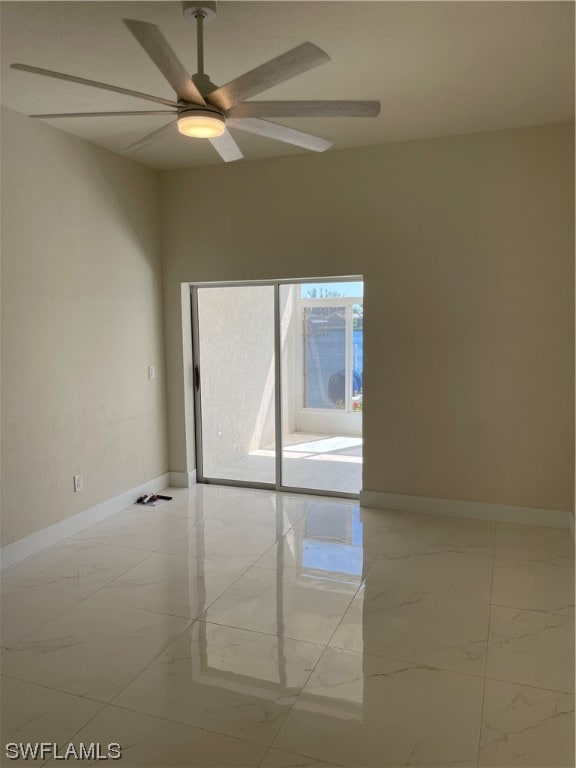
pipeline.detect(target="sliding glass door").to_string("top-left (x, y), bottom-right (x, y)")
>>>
top-left (192, 278), bottom-right (363, 496)
top-left (279, 281), bottom-right (363, 494)
top-left (193, 284), bottom-right (276, 486)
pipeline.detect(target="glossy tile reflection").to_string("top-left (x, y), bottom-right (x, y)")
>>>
top-left (115, 622), bottom-right (324, 745)
top-left (200, 566), bottom-right (357, 644)
top-left (256, 501), bottom-right (368, 583)
top-left (1, 485), bottom-right (573, 767)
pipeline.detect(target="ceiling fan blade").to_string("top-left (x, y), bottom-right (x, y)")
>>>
top-left (227, 101), bottom-right (381, 118)
top-left (209, 131), bottom-right (244, 163)
top-left (227, 118), bottom-right (332, 153)
top-left (125, 120), bottom-right (176, 152)
top-left (207, 42), bottom-right (330, 111)
top-left (31, 110), bottom-right (177, 118)
top-left (123, 19), bottom-right (205, 106)
top-left (10, 63), bottom-right (179, 108)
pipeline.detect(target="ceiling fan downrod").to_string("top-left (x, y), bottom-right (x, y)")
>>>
top-left (182, 1), bottom-right (217, 81)
top-left (194, 10), bottom-right (205, 75)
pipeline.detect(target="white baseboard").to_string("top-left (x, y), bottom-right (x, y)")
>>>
top-left (170, 470), bottom-right (197, 488)
top-left (0, 473), bottom-right (171, 571)
top-left (359, 490), bottom-right (572, 529)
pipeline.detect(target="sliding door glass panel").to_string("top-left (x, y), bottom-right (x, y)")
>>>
top-left (196, 285), bottom-right (276, 485)
top-left (352, 303), bottom-right (363, 412)
top-left (280, 281), bottom-right (363, 495)
top-left (303, 306), bottom-right (347, 409)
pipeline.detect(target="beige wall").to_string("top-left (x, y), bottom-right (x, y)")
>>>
top-left (1, 114), bottom-right (572, 548)
top-left (161, 122), bottom-right (574, 514)
top-left (1, 106), bottom-right (167, 546)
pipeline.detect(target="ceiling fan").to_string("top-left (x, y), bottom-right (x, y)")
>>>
top-left (10, 1), bottom-right (380, 162)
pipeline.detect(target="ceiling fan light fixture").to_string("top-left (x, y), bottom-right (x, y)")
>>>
top-left (11, 12), bottom-right (380, 162)
top-left (177, 108), bottom-right (225, 138)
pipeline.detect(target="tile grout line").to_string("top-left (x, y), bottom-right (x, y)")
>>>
top-left (476, 521), bottom-right (498, 767)
top-left (42, 678), bottom-right (274, 765)
top-left (1, 669), bottom-right (271, 755)
top-left (94, 501), bottom-right (326, 752)
top-left (1, 548), bottom-right (160, 650)
top-left (266, 641), bottom-right (349, 768)
top-left (45, 699), bottom-right (109, 764)
top-left (260, 743), bottom-right (349, 768)
top-left (83, 545), bottom-right (257, 622)
top-left (7, 555), bottom-right (568, 672)
top-left (0, 672), bottom-right (109, 706)
top-left (267, 518), bottom-right (397, 763)
top-left (5, 490), bottom-right (573, 767)
top-left (96, 614), bottom-right (196, 716)
top-left (256, 499), bottom-right (366, 765)
top-left (0, 593), bottom-right (82, 651)
top-left (4, 497), bottom-right (330, 664)
top-left (79, 698), bottom-right (273, 757)
top-left (189, 502), bottom-right (315, 619)
top-left (3, 652), bottom-right (571, 718)
top-left (193, 616), bottom-right (493, 683)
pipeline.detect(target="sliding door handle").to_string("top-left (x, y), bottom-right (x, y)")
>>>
top-left (194, 363), bottom-right (201, 391)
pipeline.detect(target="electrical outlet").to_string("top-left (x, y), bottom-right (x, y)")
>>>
top-left (148, 365), bottom-right (155, 380)
top-left (74, 474), bottom-right (83, 493)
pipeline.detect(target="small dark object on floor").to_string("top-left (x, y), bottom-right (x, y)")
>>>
top-left (136, 493), bottom-right (173, 505)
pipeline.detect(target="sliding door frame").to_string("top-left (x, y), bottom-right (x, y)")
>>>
top-left (190, 276), bottom-right (363, 500)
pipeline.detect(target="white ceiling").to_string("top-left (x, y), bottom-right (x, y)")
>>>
top-left (1, 1), bottom-right (574, 170)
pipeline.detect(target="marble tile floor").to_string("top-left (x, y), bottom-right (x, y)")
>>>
top-left (1, 485), bottom-right (574, 767)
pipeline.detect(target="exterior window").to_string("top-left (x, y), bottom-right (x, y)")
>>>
top-left (299, 287), bottom-right (363, 413)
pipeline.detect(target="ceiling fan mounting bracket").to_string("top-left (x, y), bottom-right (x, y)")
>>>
top-left (182, 2), bottom-right (217, 23)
